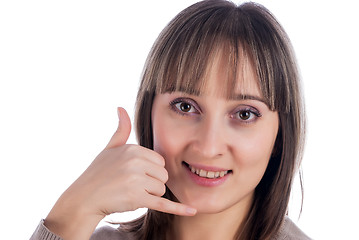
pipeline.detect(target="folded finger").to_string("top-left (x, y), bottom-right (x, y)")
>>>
top-left (144, 178), bottom-right (166, 197)
top-left (144, 163), bottom-right (168, 184)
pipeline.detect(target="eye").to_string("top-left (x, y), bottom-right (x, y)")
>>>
top-left (238, 110), bottom-right (254, 120)
top-left (176, 102), bottom-right (194, 113)
top-left (170, 98), bottom-right (200, 115)
top-left (231, 106), bottom-right (261, 123)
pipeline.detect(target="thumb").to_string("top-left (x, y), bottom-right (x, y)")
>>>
top-left (105, 107), bottom-right (132, 149)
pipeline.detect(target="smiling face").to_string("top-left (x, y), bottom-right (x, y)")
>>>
top-left (151, 56), bottom-right (279, 215)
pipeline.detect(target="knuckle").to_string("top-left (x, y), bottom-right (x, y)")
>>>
top-left (151, 151), bottom-right (165, 166)
top-left (155, 198), bottom-right (167, 210)
top-left (125, 144), bottom-right (137, 151)
top-left (120, 144), bottom-right (137, 154)
top-left (120, 144), bottom-right (135, 155)
top-left (126, 173), bottom-right (141, 185)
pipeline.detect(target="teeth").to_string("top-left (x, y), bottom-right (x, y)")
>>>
top-left (188, 164), bottom-right (229, 179)
top-left (207, 171), bottom-right (215, 178)
top-left (220, 171), bottom-right (227, 177)
top-left (199, 169), bottom-right (207, 177)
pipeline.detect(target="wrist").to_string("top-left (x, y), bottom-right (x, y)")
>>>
top-left (45, 193), bottom-right (104, 240)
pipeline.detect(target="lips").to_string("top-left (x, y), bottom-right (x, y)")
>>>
top-left (182, 162), bottom-right (232, 179)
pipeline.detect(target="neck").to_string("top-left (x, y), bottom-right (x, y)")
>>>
top-left (170, 196), bottom-right (252, 240)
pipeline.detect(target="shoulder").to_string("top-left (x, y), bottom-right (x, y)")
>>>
top-left (90, 225), bottom-right (136, 240)
top-left (272, 216), bottom-right (311, 240)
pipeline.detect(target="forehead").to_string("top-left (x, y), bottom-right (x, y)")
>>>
top-left (202, 50), bottom-right (262, 99)
top-left (156, 41), bottom-right (269, 107)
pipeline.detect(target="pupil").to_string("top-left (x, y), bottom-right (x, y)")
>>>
top-left (180, 103), bottom-right (191, 112)
top-left (240, 111), bottom-right (250, 120)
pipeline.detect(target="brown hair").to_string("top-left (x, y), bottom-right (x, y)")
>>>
top-left (122, 0), bottom-right (305, 239)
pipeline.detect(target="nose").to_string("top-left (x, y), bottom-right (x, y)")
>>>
top-left (191, 116), bottom-right (228, 159)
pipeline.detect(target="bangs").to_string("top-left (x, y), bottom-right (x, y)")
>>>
top-left (158, 36), bottom-right (256, 101)
top-left (142, 1), bottom-right (298, 113)
top-left (154, 4), bottom-right (254, 101)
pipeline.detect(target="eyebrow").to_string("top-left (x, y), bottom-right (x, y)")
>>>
top-left (169, 91), bottom-right (269, 106)
top-left (230, 94), bottom-right (268, 105)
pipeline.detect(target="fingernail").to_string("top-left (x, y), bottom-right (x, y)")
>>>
top-left (186, 207), bottom-right (197, 215)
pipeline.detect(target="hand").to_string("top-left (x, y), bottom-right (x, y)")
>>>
top-left (75, 107), bottom-right (196, 217)
top-left (44, 107), bottom-right (196, 240)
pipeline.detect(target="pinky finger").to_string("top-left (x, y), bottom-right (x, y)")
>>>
top-left (145, 195), bottom-right (197, 216)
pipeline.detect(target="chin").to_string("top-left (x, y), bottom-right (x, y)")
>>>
top-left (191, 196), bottom-right (235, 214)
top-left (170, 190), bottom-right (235, 214)
top-left (196, 205), bottom-right (230, 214)
top-left (167, 185), bottom-right (254, 216)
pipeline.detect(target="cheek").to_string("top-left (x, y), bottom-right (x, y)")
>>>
top-left (237, 133), bottom-right (275, 162)
top-left (231, 125), bottom-right (278, 178)
top-left (152, 115), bottom-right (190, 164)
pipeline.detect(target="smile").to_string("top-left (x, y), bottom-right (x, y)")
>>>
top-left (183, 162), bottom-right (232, 179)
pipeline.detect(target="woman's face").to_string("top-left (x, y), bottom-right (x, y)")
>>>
top-left (151, 59), bottom-right (279, 214)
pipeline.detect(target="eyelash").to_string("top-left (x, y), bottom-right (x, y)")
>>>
top-left (169, 97), bottom-right (262, 123)
top-left (169, 98), bottom-right (200, 116)
top-left (230, 107), bottom-right (262, 124)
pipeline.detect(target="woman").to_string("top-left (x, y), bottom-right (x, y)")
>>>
top-left (31, 0), bottom-right (309, 239)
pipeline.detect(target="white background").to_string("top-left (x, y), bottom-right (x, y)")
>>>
top-left (1, 0), bottom-right (358, 239)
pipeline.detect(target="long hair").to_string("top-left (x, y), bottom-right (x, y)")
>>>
top-left (122, 1), bottom-right (306, 239)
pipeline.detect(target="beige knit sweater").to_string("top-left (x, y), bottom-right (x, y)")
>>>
top-left (30, 216), bottom-right (311, 240)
